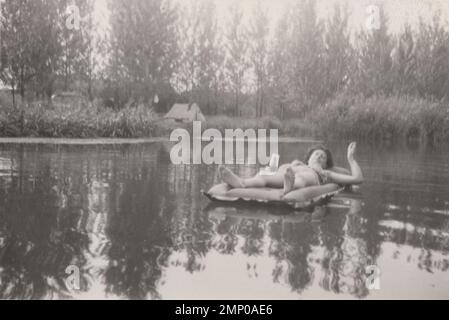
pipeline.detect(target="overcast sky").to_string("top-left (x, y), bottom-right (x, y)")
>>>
top-left (93, 0), bottom-right (449, 35)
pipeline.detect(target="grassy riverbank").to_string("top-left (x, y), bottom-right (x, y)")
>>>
top-left (0, 102), bottom-right (173, 138)
top-left (1, 95), bottom-right (448, 145)
top-left (310, 94), bottom-right (449, 144)
top-left (206, 95), bottom-right (449, 145)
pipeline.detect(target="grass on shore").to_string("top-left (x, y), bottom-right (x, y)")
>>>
top-left (310, 94), bottom-right (449, 144)
top-left (201, 94), bottom-right (449, 145)
top-left (0, 102), bottom-right (176, 138)
top-left (0, 94), bottom-right (448, 145)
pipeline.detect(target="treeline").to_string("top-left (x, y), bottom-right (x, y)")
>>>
top-left (0, 0), bottom-right (96, 104)
top-left (1, 0), bottom-right (449, 119)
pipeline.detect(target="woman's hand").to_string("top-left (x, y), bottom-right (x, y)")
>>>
top-left (347, 142), bottom-right (357, 162)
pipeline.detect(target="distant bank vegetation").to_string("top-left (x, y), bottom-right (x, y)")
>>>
top-left (0, 0), bottom-right (448, 144)
top-left (1, 93), bottom-right (447, 145)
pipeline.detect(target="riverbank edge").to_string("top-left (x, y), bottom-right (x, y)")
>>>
top-left (1, 95), bottom-right (448, 145)
top-left (0, 136), bottom-right (323, 145)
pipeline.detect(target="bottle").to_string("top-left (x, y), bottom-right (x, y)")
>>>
top-left (269, 153), bottom-right (280, 172)
top-left (260, 153), bottom-right (280, 176)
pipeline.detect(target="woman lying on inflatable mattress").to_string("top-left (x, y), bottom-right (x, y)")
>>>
top-left (219, 142), bottom-right (364, 197)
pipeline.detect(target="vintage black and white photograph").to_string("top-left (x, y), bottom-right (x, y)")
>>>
top-left (0, 0), bottom-right (448, 302)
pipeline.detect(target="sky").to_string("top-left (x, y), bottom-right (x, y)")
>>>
top-left (86, 0), bottom-right (449, 91)
top-left (93, 0), bottom-right (449, 35)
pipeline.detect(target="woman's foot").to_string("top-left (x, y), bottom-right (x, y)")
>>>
top-left (219, 166), bottom-right (244, 188)
top-left (283, 167), bottom-right (295, 195)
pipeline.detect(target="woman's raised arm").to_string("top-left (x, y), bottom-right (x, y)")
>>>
top-left (326, 142), bottom-right (364, 185)
top-left (329, 166), bottom-right (351, 175)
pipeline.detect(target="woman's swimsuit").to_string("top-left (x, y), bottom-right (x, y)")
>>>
top-left (309, 167), bottom-right (328, 185)
top-left (283, 163), bottom-right (329, 185)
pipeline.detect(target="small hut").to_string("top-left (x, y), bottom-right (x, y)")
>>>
top-left (164, 103), bottom-right (206, 123)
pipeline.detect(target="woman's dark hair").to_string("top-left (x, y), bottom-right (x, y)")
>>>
top-left (304, 145), bottom-right (334, 169)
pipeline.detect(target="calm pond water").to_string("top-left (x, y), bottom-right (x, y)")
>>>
top-left (0, 139), bottom-right (448, 299)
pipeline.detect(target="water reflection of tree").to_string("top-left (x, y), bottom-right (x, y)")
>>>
top-left (104, 146), bottom-right (174, 299)
top-left (164, 164), bottom-right (216, 274)
top-left (264, 200), bottom-right (375, 298)
top-left (273, 221), bottom-right (316, 293)
top-left (267, 220), bottom-right (291, 284)
top-left (207, 200), bottom-right (372, 296)
top-left (315, 200), bottom-right (372, 298)
top-left (212, 215), bottom-right (239, 255)
top-left (0, 153), bottom-right (89, 299)
top-left (378, 216), bottom-right (449, 274)
top-left (238, 217), bottom-right (265, 257)
top-left (0, 143), bottom-right (174, 300)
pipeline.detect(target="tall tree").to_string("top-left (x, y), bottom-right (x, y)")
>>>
top-left (414, 13), bottom-right (449, 99)
top-left (77, 0), bottom-right (98, 101)
top-left (1, 0), bottom-right (39, 105)
top-left (224, 3), bottom-right (249, 117)
top-left (174, 0), bottom-right (224, 114)
top-left (59, 0), bottom-right (96, 98)
top-left (355, 5), bottom-right (393, 97)
top-left (33, 0), bottom-right (71, 99)
top-left (390, 24), bottom-right (416, 96)
top-left (323, 3), bottom-right (353, 99)
top-left (289, 0), bottom-right (326, 116)
top-left (174, 0), bottom-right (201, 98)
top-left (249, 1), bottom-right (269, 118)
top-left (196, 0), bottom-right (223, 114)
top-left (107, 0), bottom-right (179, 107)
top-left (269, 5), bottom-right (293, 120)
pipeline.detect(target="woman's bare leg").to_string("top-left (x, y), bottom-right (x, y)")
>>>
top-left (245, 163), bottom-right (290, 188)
top-left (242, 174), bottom-right (284, 188)
top-left (219, 165), bottom-right (314, 194)
top-left (219, 165), bottom-right (285, 189)
top-left (219, 166), bottom-right (244, 188)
